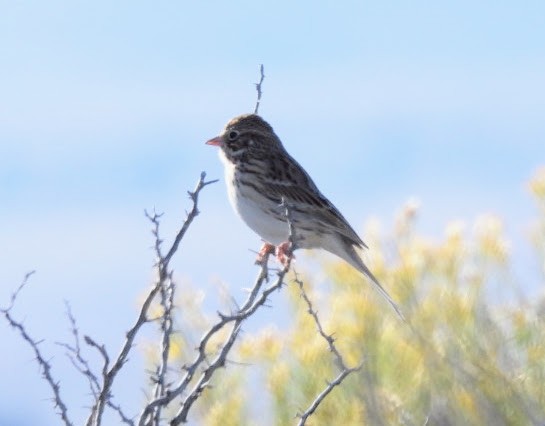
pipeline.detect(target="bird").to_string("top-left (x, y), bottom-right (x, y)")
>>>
top-left (206, 113), bottom-right (404, 320)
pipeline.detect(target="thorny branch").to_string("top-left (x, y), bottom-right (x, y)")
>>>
top-left (297, 368), bottom-right (358, 425)
top-left (139, 199), bottom-right (299, 425)
top-left (2, 174), bottom-right (358, 425)
top-left (57, 302), bottom-right (101, 400)
top-left (151, 270), bottom-right (175, 425)
top-left (2, 172), bottom-right (217, 426)
top-left (294, 273), bottom-right (363, 425)
top-left (1, 271), bottom-right (73, 426)
top-left (254, 64), bottom-right (265, 114)
top-left (168, 257), bottom-right (290, 425)
top-left (280, 198), bottom-right (362, 424)
top-left (86, 171), bottom-right (217, 426)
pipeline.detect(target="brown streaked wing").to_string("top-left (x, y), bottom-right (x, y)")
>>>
top-left (263, 150), bottom-right (367, 249)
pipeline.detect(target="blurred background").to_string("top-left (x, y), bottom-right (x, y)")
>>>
top-left (1, 1), bottom-right (544, 424)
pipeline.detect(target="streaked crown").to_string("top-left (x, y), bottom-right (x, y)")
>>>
top-left (217, 114), bottom-right (283, 163)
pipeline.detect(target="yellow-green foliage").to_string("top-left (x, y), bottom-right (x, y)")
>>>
top-left (170, 168), bottom-right (545, 425)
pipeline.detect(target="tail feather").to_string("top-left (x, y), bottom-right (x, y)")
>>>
top-left (337, 243), bottom-right (406, 322)
top-left (356, 258), bottom-right (406, 322)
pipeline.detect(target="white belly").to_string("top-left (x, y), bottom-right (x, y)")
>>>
top-left (221, 152), bottom-right (288, 245)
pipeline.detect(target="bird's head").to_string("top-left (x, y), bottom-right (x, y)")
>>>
top-left (206, 114), bottom-right (282, 163)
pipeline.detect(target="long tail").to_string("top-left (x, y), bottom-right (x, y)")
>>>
top-left (341, 245), bottom-right (406, 322)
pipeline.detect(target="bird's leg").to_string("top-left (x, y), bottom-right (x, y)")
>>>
top-left (256, 242), bottom-right (276, 265)
top-left (275, 241), bottom-right (295, 267)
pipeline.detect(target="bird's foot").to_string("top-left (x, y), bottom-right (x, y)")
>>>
top-left (255, 241), bottom-right (295, 267)
top-left (255, 242), bottom-right (276, 265)
top-left (275, 241), bottom-right (295, 267)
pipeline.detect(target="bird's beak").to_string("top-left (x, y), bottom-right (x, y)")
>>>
top-left (206, 136), bottom-right (222, 147)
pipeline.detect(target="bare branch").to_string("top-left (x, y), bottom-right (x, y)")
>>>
top-left (169, 253), bottom-right (290, 425)
top-left (107, 401), bottom-right (135, 426)
top-left (86, 172), bottom-right (216, 426)
top-left (144, 209), bottom-right (165, 262)
top-left (57, 302), bottom-right (101, 398)
top-left (137, 248), bottom-right (283, 425)
top-left (167, 199), bottom-right (300, 424)
top-left (294, 274), bottom-right (363, 425)
top-left (4, 270), bottom-right (35, 311)
top-left (296, 368), bottom-right (359, 425)
top-left (1, 272), bottom-right (73, 426)
top-left (139, 200), bottom-right (298, 425)
top-left (280, 197), bottom-right (301, 254)
top-left (294, 275), bottom-right (349, 370)
top-left (254, 64), bottom-right (265, 114)
top-left (84, 336), bottom-right (110, 377)
top-left (150, 270), bottom-right (176, 425)
top-left (163, 172), bottom-right (218, 268)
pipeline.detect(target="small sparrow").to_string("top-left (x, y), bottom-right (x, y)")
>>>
top-left (206, 114), bottom-right (403, 319)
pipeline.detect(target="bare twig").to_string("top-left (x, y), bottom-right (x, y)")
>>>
top-left (295, 275), bottom-right (349, 370)
top-left (171, 256), bottom-right (292, 424)
top-left (139, 247), bottom-right (291, 425)
top-left (161, 171), bottom-right (219, 268)
top-left (278, 199), bottom-right (362, 424)
top-left (108, 401), bottom-right (135, 426)
top-left (86, 172), bottom-right (216, 426)
top-left (280, 197), bottom-right (300, 254)
top-left (1, 272), bottom-right (73, 426)
top-left (254, 64), bottom-right (265, 114)
top-left (296, 368), bottom-right (357, 425)
top-left (4, 270), bottom-right (35, 311)
top-left (168, 200), bottom-right (300, 424)
top-left (294, 274), bottom-right (363, 425)
top-left (151, 269), bottom-right (176, 425)
top-left (139, 199), bottom-right (298, 425)
top-left (84, 336), bottom-right (110, 377)
top-left (57, 302), bottom-right (101, 399)
top-left (167, 199), bottom-right (308, 424)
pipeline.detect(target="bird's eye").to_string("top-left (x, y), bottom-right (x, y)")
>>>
top-left (228, 130), bottom-right (239, 141)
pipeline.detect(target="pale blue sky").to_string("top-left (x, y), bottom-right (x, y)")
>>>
top-left (1, 1), bottom-right (544, 424)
